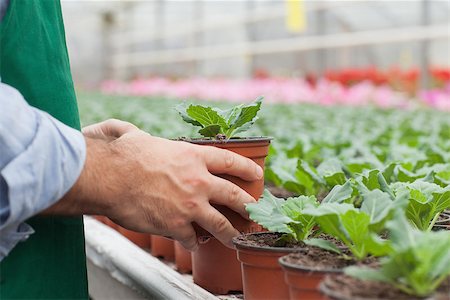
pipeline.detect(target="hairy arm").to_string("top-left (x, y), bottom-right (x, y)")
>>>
top-left (44, 124), bottom-right (263, 251)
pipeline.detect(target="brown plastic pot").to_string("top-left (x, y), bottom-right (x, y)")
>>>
top-left (186, 137), bottom-right (271, 294)
top-left (151, 235), bottom-right (175, 261)
top-left (104, 218), bottom-right (120, 231)
top-left (118, 226), bottom-right (151, 250)
top-left (233, 232), bottom-right (301, 300)
top-left (192, 237), bottom-right (243, 294)
top-left (187, 137), bottom-right (271, 236)
top-left (93, 215), bottom-right (108, 224)
top-left (279, 254), bottom-right (341, 300)
top-left (174, 241), bottom-right (192, 274)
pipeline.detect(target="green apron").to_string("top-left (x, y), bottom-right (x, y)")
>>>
top-left (0, 0), bottom-right (88, 298)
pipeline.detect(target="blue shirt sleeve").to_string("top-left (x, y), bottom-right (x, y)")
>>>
top-left (0, 82), bottom-right (86, 260)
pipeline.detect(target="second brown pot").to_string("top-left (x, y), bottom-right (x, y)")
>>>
top-left (151, 235), bottom-right (175, 261)
top-left (192, 237), bottom-right (243, 294)
top-left (279, 254), bottom-right (340, 300)
top-left (118, 227), bottom-right (151, 250)
top-left (233, 232), bottom-right (303, 300)
top-left (174, 241), bottom-right (192, 274)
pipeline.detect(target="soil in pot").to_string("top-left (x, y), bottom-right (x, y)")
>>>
top-left (192, 237), bottom-right (243, 294)
top-left (320, 273), bottom-right (450, 300)
top-left (279, 246), bottom-right (377, 300)
top-left (233, 232), bottom-right (306, 300)
top-left (151, 235), bottom-right (175, 261)
top-left (118, 226), bottom-right (151, 250)
top-left (174, 241), bottom-right (192, 274)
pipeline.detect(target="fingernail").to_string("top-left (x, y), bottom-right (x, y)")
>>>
top-left (255, 165), bottom-right (263, 179)
top-left (198, 236), bottom-right (211, 244)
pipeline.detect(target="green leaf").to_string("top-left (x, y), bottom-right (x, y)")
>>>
top-left (246, 190), bottom-right (294, 234)
top-left (219, 104), bottom-right (243, 125)
top-left (317, 158), bottom-right (346, 187)
top-left (304, 238), bottom-right (342, 254)
top-left (322, 180), bottom-right (353, 203)
top-left (198, 124), bottom-right (222, 137)
top-left (227, 97), bottom-right (263, 136)
top-left (340, 210), bottom-right (371, 260)
top-left (303, 203), bottom-right (356, 247)
top-left (377, 172), bottom-right (395, 199)
top-left (282, 196), bottom-right (318, 217)
top-left (186, 105), bottom-right (228, 129)
top-left (282, 196), bottom-right (319, 240)
top-left (360, 189), bottom-right (394, 225)
top-left (175, 102), bottom-right (202, 126)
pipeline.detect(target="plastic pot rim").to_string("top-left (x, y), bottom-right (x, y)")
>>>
top-left (278, 254), bottom-right (343, 274)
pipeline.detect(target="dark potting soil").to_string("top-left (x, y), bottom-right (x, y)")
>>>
top-left (437, 211), bottom-right (450, 225)
top-left (234, 232), bottom-right (346, 251)
top-left (283, 247), bottom-right (378, 271)
top-left (322, 274), bottom-right (450, 300)
top-left (234, 232), bottom-right (305, 249)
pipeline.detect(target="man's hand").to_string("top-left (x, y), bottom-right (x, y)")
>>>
top-left (45, 121), bottom-right (263, 252)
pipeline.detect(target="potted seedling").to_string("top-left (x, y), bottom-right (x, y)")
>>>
top-left (233, 189), bottom-right (321, 299)
top-left (321, 213), bottom-right (450, 300)
top-left (279, 194), bottom-right (392, 299)
top-left (236, 176), bottom-right (399, 300)
top-left (176, 97), bottom-right (271, 294)
top-left (236, 181), bottom-right (360, 300)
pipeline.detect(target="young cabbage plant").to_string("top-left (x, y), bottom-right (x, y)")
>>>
top-left (176, 96), bottom-right (262, 139)
top-left (246, 181), bottom-right (354, 249)
top-left (390, 179), bottom-right (450, 231)
top-left (246, 189), bottom-right (320, 243)
top-left (345, 213), bottom-right (450, 297)
top-left (265, 154), bottom-right (348, 197)
top-left (302, 183), bottom-right (397, 260)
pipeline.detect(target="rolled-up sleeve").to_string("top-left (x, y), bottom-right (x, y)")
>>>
top-left (0, 82), bottom-right (86, 260)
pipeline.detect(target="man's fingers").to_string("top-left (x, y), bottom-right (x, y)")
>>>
top-left (102, 119), bottom-right (139, 137)
top-left (195, 205), bottom-right (239, 248)
top-left (82, 119), bottom-right (139, 140)
top-left (171, 224), bottom-right (199, 251)
top-left (208, 176), bottom-right (256, 219)
top-left (200, 146), bottom-right (263, 181)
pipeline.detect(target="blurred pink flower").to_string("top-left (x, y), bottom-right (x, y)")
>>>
top-left (99, 77), bottom-right (449, 111)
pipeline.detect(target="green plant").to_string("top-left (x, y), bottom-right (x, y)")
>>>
top-left (246, 189), bottom-right (319, 242)
top-left (389, 179), bottom-right (450, 231)
top-left (175, 97), bottom-right (263, 139)
top-left (247, 180), bottom-right (399, 259)
top-left (292, 175), bottom-right (412, 260)
top-left (346, 213), bottom-right (450, 297)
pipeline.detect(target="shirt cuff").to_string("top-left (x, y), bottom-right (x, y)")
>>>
top-left (0, 223), bottom-right (34, 259)
top-left (0, 107), bottom-right (86, 259)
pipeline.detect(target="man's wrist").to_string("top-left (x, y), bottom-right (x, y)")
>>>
top-left (42, 137), bottom-right (120, 217)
